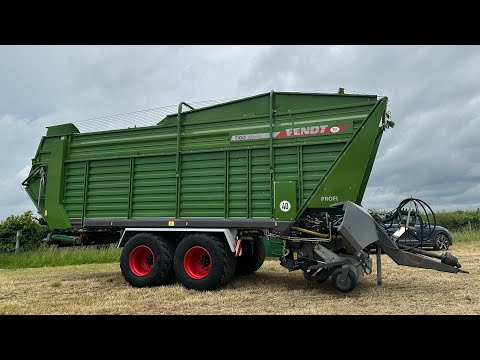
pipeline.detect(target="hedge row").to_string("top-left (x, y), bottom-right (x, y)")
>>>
top-left (435, 209), bottom-right (480, 231)
top-left (0, 211), bottom-right (48, 253)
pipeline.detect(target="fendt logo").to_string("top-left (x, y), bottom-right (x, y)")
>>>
top-left (283, 125), bottom-right (341, 136)
top-left (231, 125), bottom-right (348, 142)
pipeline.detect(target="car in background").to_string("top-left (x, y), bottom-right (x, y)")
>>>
top-left (384, 216), bottom-right (452, 250)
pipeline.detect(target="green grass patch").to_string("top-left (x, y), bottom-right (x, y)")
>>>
top-left (0, 246), bottom-right (121, 269)
top-left (451, 229), bottom-right (480, 243)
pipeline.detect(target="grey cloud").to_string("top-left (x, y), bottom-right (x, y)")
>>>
top-left (241, 45), bottom-right (480, 212)
top-left (0, 45), bottom-right (479, 220)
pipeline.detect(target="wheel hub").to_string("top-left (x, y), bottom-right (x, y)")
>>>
top-left (129, 245), bottom-right (155, 277)
top-left (184, 246), bottom-right (212, 280)
top-left (437, 234), bottom-right (449, 250)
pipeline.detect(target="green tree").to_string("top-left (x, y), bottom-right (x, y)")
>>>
top-left (0, 211), bottom-right (49, 252)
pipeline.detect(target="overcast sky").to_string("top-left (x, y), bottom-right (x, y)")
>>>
top-left (1, 45), bottom-right (479, 220)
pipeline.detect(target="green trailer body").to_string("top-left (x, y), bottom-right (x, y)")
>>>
top-left (23, 90), bottom-right (467, 293)
top-left (23, 91), bottom-right (388, 231)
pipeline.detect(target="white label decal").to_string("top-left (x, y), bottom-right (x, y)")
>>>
top-left (330, 126), bottom-right (340, 133)
top-left (231, 133), bottom-right (271, 141)
top-left (321, 196), bottom-right (339, 202)
top-left (279, 200), bottom-right (291, 212)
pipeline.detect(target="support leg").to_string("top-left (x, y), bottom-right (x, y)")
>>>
top-left (376, 247), bottom-right (382, 285)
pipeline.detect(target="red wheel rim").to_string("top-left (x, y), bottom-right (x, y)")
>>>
top-left (184, 246), bottom-right (212, 279)
top-left (129, 245), bottom-right (154, 276)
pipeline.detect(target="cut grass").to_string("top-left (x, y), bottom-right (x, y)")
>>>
top-left (0, 242), bottom-right (478, 315)
top-left (0, 246), bottom-right (121, 269)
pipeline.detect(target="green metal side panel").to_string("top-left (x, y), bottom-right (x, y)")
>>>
top-left (132, 156), bottom-right (176, 217)
top-left (251, 148), bottom-right (271, 217)
top-left (274, 93), bottom-right (376, 112)
top-left (178, 95), bottom-right (271, 127)
top-left (24, 177), bottom-right (42, 212)
top-left (64, 162), bottom-right (86, 219)
top-left (264, 235), bottom-right (284, 256)
top-left (228, 150), bottom-right (247, 217)
top-left (356, 129), bottom-right (384, 204)
top-left (46, 123), bottom-right (80, 137)
top-left (180, 152), bottom-right (225, 217)
top-left (86, 159), bottom-right (130, 218)
top-left (300, 97), bottom-right (388, 211)
top-left (274, 181), bottom-right (297, 221)
top-left (24, 137), bottom-right (52, 215)
top-left (44, 139), bottom-right (71, 229)
top-left (24, 91), bottom-right (389, 230)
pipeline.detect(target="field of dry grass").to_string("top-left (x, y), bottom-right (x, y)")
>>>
top-left (0, 243), bottom-right (478, 315)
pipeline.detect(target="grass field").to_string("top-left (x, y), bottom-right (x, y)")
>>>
top-left (0, 242), bottom-right (478, 315)
top-left (0, 229), bottom-right (477, 270)
top-left (452, 229), bottom-right (479, 243)
top-left (0, 246), bottom-right (121, 269)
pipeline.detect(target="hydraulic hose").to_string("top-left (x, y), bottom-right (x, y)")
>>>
top-left (382, 198), bottom-right (436, 243)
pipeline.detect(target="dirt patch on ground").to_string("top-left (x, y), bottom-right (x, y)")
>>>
top-left (0, 243), bottom-right (478, 314)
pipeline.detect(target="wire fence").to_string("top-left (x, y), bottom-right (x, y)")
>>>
top-left (71, 89), bottom-right (373, 133)
top-left (73, 95), bottom-right (247, 133)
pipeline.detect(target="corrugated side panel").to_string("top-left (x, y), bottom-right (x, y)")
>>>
top-left (65, 95), bottom-right (373, 162)
top-left (38, 137), bottom-right (59, 164)
top-left (273, 144), bottom-right (346, 207)
top-left (68, 122), bottom-right (177, 161)
top-left (180, 152), bottom-right (225, 217)
top-left (64, 162), bottom-right (86, 219)
top-left (86, 159), bottom-right (130, 218)
top-left (228, 150), bottom-right (247, 217)
top-left (131, 155), bottom-right (176, 217)
top-left (301, 143), bottom-right (344, 201)
top-left (226, 149), bottom-right (271, 218)
top-left (56, 94), bottom-right (378, 220)
top-left (251, 148), bottom-right (271, 217)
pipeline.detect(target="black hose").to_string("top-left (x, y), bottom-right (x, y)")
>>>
top-left (382, 198), bottom-right (436, 242)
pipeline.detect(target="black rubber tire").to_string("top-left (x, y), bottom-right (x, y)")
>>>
top-left (331, 267), bottom-right (358, 293)
top-left (222, 251), bottom-right (237, 285)
top-left (433, 233), bottom-right (450, 250)
top-left (235, 238), bottom-right (266, 275)
top-left (120, 233), bottom-right (175, 288)
top-left (163, 238), bottom-right (178, 284)
top-left (174, 233), bottom-right (234, 291)
top-left (304, 269), bottom-right (331, 283)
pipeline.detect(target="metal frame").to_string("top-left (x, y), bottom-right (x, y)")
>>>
top-left (117, 227), bottom-right (238, 252)
top-left (176, 101), bottom-right (195, 218)
top-left (79, 217), bottom-right (292, 232)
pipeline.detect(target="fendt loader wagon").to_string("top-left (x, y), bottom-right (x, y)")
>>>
top-left (23, 91), bottom-right (466, 293)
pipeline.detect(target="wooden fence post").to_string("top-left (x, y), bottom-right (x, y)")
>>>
top-left (468, 220), bottom-right (472, 231)
top-left (15, 230), bottom-right (21, 253)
